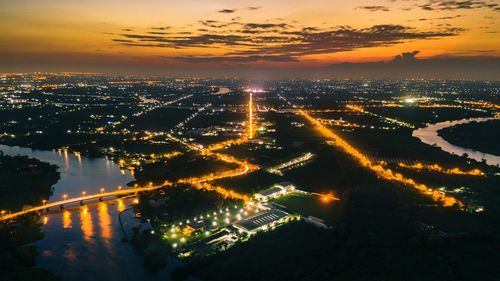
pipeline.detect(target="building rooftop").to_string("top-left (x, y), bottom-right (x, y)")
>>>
top-left (234, 209), bottom-right (289, 233)
top-left (255, 186), bottom-right (284, 198)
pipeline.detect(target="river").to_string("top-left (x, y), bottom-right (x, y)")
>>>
top-left (0, 145), bottom-right (183, 281)
top-left (412, 117), bottom-right (500, 167)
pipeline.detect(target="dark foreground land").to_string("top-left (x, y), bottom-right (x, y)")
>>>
top-left (0, 76), bottom-right (499, 281)
top-left (0, 153), bottom-right (60, 281)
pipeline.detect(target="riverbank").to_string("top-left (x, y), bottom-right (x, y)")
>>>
top-left (438, 119), bottom-right (500, 157)
top-left (0, 153), bottom-right (61, 281)
top-left (412, 117), bottom-right (500, 167)
top-left (0, 153), bottom-right (60, 211)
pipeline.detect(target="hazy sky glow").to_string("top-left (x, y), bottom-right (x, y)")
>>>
top-left (1, 0), bottom-right (499, 77)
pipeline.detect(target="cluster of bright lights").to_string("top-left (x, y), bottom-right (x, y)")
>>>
top-left (316, 118), bottom-right (361, 128)
top-left (458, 100), bottom-right (500, 109)
top-left (318, 192), bottom-right (339, 203)
top-left (163, 204), bottom-right (261, 250)
top-left (267, 152), bottom-right (315, 176)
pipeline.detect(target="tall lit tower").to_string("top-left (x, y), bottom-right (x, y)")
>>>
top-left (249, 92), bottom-right (254, 139)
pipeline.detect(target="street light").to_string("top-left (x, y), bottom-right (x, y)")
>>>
top-left (100, 187), bottom-right (105, 193)
top-left (42, 199), bottom-right (47, 205)
top-left (63, 194), bottom-right (68, 200)
top-left (82, 191), bottom-right (86, 196)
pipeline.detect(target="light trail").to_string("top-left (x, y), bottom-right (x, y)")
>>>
top-left (398, 162), bottom-right (484, 176)
top-left (298, 110), bottom-right (462, 207)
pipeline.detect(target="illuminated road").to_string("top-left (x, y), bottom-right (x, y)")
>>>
top-left (277, 94), bottom-right (461, 207)
top-left (3, 92), bottom-right (258, 221)
top-left (296, 109), bottom-right (462, 207)
top-left (249, 92), bottom-right (254, 139)
top-left (0, 181), bottom-right (173, 221)
top-left (165, 91), bottom-right (258, 200)
top-left (398, 162), bottom-right (484, 176)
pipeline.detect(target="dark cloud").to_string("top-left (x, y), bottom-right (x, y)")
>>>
top-left (392, 50), bottom-right (420, 62)
top-left (178, 55), bottom-right (298, 63)
top-left (218, 9), bottom-right (236, 14)
top-left (357, 6), bottom-right (390, 12)
top-left (418, 1), bottom-right (499, 11)
top-left (114, 20), bottom-right (463, 63)
top-left (408, 14), bottom-right (464, 21)
top-left (199, 20), bottom-right (237, 28)
top-left (150, 26), bottom-right (171, 30)
top-left (147, 31), bottom-right (170, 35)
top-left (112, 39), bottom-right (135, 43)
top-left (329, 52), bottom-right (500, 79)
top-left (302, 27), bottom-right (320, 32)
top-left (231, 24), bottom-right (461, 57)
top-left (217, 6), bottom-right (262, 14)
top-left (243, 23), bottom-right (291, 29)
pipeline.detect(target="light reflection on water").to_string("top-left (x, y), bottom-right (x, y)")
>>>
top-left (97, 202), bottom-right (113, 249)
top-left (0, 144), bottom-right (134, 200)
top-left (36, 200), bottom-right (180, 281)
top-left (0, 145), bottom-right (182, 281)
top-left (80, 206), bottom-right (94, 242)
top-left (63, 210), bottom-right (72, 229)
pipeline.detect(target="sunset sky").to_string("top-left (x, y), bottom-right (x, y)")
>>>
top-left (1, 0), bottom-right (499, 76)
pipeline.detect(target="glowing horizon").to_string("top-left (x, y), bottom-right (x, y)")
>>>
top-left (0, 0), bottom-right (499, 76)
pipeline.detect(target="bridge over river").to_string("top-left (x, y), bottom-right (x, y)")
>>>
top-left (0, 181), bottom-right (173, 221)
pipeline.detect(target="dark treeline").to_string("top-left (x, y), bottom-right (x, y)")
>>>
top-left (0, 152), bottom-right (59, 211)
top-left (0, 153), bottom-right (60, 281)
top-left (439, 120), bottom-right (500, 156)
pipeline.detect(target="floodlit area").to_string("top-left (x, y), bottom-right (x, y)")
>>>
top-left (158, 182), bottom-right (330, 257)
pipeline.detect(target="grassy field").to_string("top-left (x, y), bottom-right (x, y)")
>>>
top-left (272, 192), bottom-right (339, 224)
